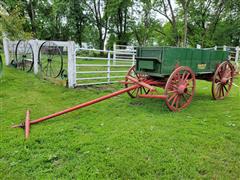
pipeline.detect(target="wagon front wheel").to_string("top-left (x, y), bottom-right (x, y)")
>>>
top-left (165, 66), bottom-right (196, 111)
top-left (125, 65), bottom-right (149, 98)
top-left (212, 61), bottom-right (234, 100)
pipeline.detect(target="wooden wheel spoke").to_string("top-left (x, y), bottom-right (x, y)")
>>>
top-left (175, 96), bottom-right (180, 108)
top-left (168, 93), bottom-right (177, 102)
top-left (143, 87), bottom-right (148, 94)
top-left (217, 71), bottom-right (222, 79)
top-left (167, 90), bottom-right (176, 94)
top-left (170, 83), bottom-right (178, 90)
top-left (223, 85), bottom-right (228, 93)
top-left (216, 85), bottom-right (221, 97)
top-left (131, 88), bottom-right (137, 95)
top-left (136, 88), bottom-right (140, 96)
top-left (171, 95), bottom-right (178, 107)
top-left (221, 86), bottom-right (224, 96)
top-left (182, 94), bottom-right (188, 103)
top-left (185, 91), bottom-right (192, 96)
top-left (187, 78), bottom-right (193, 84)
top-left (133, 69), bottom-right (140, 79)
top-left (184, 72), bottom-right (191, 81)
top-left (181, 71), bottom-right (187, 80)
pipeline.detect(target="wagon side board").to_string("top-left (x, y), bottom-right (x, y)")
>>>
top-left (136, 47), bottom-right (229, 77)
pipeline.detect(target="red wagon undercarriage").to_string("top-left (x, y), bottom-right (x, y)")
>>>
top-left (13, 61), bottom-right (235, 139)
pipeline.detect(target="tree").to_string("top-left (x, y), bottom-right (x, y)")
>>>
top-left (187, 0), bottom-right (227, 47)
top-left (131, 0), bottom-right (160, 46)
top-left (177, 0), bottom-right (191, 47)
top-left (84, 0), bottom-right (110, 50)
top-left (0, 6), bottom-right (32, 40)
top-left (68, 0), bottom-right (87, 46)
top-left (107, 0), bottom-right (132, 45)
top-left (153, 0), bottom-right (180, 46)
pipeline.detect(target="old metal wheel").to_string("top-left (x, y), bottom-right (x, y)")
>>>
top-left (15, 40), bottom-right (34, 72)
top-left (125, 65), bottom-right (150, 98)
top-left (165, 66), bottom-right (196, 111)
top-left (38, 41), bottom-right (63, 78)
top-left (212, 61), bottom-right (234, 100)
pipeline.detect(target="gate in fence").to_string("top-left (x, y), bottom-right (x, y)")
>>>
top-left (75, 47), bottom-right (135, 86)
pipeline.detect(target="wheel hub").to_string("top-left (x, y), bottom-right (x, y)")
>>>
top-left (47, 58), bottom-right (52, 62)
top-left (177, 84), bottom-right (187, 94)
top-left (221, 77), bottom-right (228, 85)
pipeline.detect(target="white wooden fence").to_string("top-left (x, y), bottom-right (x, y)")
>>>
top-left (3, 38), bottom-right (75, 87)
top-left (3, 38), bottom-right (136, 88)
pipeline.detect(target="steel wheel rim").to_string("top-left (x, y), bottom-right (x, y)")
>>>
top-left (165, 66), bottom-right (196, 111)
top-left (125, 65), bottom-right (149, 98)
top-left (38, 41), bottom-right (63, 78)
top-left (212, 61), bottom-right (234, 100)
top-left (15, 40), bottom-right (34, 72)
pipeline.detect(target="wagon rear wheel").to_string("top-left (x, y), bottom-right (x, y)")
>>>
top-left (125, 65), bottom-right (149, 98)
top-left (212, 61), bottom-right (234, 100)
top-left (165, 66), bottom-right (196, 111)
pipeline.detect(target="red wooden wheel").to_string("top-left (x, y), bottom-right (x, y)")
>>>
top-left (212, 61), bottom-right (234, 100)
top-left (125, 65), bottom-right (150, 98)
top-left (165, 66), bottom-right (196, 111)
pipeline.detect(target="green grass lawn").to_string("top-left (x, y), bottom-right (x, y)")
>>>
top-left (1, 63), bottom-right (240, 179)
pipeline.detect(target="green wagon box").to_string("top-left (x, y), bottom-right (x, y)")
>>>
top-left (136, 47), bottom-right (229, 77)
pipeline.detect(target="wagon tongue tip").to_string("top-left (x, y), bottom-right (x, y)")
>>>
top-left (12, 123), bottom-right (25, 128)
top-left (12, 110), bottom-right (31, 139)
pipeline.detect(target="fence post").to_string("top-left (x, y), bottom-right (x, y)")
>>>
top-left (132, 53), bottom-right (135, 66)
top-left (33, 40), bottom-right (39, 74)
top-left (214, 46), bottom-right (217, 50)
top-left (107, 50), bottom-right (111, 83)
top-left (113, 43), bottom-right (116, 65)
top-left (235, 46), bottom-right (239, 68)
top-left (68, 41), bottom-right (76, 88)
top-left (223, 45), bottom-right (227, 51)
top-left (196, 44), bottom-right (201, 49)
top-left (3, 38), bottom-right (10, 65)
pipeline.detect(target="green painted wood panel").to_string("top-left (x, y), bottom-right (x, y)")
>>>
top-left (136, 46), bottom-right (228, 77)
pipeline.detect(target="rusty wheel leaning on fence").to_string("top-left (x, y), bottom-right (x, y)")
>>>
top-left (38, 41), bottom-right (63, 78)
top-left (15, 40), bottom-right (34, 72)
top-left (212, 61), bottom-right (235, 100)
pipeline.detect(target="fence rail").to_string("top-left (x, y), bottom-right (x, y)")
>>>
top-left (75, 47), bottom-right (134, 86)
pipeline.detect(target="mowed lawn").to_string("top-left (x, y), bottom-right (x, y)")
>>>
top-left (1, 63), bottom-right (240, 179)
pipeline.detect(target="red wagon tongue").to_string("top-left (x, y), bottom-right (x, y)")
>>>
top-left (12, 83), bottom-right (143, 139)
